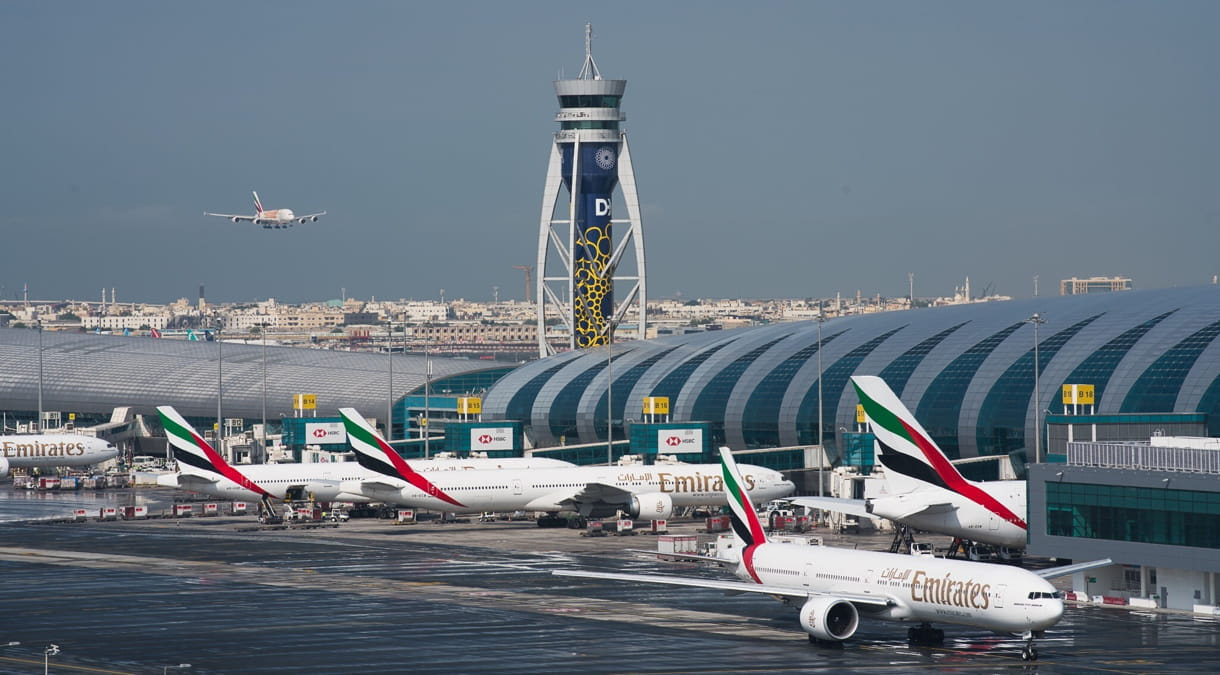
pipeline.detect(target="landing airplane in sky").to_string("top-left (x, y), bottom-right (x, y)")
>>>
top-left (554, 447), bottom-right (1111, 661)
top-left (1, 434), bottom-right (118, 476)
top-left (339, 407), bottom-right (796, 519)
top-left (789, 376), bottom-right (1028, 548)
top-left (155, 406), bottom-right (574, 503)
top-left (204, 191), bottom-right (325, 229)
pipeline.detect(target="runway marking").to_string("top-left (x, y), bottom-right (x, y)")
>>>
top-left (0, 547), bottom-right (800, 643)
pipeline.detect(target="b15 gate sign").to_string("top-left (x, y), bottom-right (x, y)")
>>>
top-left (658, 429), bottom-right (702, 452)
top-left (471, 427), bottom-right (513, 451)
top-left (306, 422), bottom-right (346, 445)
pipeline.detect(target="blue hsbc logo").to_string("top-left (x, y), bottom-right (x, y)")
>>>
top-left (595, 198), bottom-right (612, 217)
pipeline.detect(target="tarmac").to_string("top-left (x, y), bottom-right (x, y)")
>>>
top-left (2, 487), bottom-right (1220, 674)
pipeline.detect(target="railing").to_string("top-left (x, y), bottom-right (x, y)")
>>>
top-left (1067, 441), bottom-right (1220, 474)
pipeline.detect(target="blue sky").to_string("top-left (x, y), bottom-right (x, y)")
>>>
top-left (3, 1), bottom-right (1218, 304)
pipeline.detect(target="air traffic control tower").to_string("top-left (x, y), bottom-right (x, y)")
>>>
top-left (536, 25), bottom-right (646, 356)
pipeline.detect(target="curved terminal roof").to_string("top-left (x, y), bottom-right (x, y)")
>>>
top-left (483, 286), bottom-right (1220, 460)
top-left (0, 328), bottom-right (506, 421)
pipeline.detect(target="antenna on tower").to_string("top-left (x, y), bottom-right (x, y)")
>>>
top-left (577, 23), bottom-right (601, 81)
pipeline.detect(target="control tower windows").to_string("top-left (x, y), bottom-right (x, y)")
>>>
top-left (559, 95), bottom-right (621, 108)
top-left (561, 121), bottom-right (621, 130)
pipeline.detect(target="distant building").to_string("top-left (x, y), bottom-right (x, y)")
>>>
top-left (1060, 276), bottom-right (1133, 295)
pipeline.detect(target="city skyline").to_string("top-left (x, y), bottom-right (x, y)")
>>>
top-left (4, 2), bottom-right (1218, 304)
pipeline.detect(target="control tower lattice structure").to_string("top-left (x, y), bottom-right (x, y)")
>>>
top-left (536, 25), bottom-right (646, 357)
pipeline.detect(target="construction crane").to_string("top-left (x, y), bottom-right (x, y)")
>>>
top-left (513, 265), bottom-right (534, 304)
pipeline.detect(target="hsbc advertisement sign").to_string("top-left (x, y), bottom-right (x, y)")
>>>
top-left (658, 429), bottom-right (703, 452)
top-left (305, 422), bottom-right (346, 445)
top-left (471, 427), bottom-right (513, 451)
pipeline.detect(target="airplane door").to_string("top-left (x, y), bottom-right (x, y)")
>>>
top-left (989, 514), bottom-right (999, 531)
top-left (994, 584), bottom-right (1006, 608)
top-left (513, 479), bottom-right (522, 496)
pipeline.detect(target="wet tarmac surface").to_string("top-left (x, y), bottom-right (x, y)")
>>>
top-left (2, 489), bottom-right (1220, 673)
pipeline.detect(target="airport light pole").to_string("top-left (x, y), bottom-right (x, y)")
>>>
top-left (424, 347), bottom-right (432, 459)
top-left (1026, 313), bottom-right (1046, 465)
top-left (816, 312), bottom-right (824, 500)
top-left (44, 644), bottom-right (59, 675)
top-left (260, 322), bottom-right (269, 460)
top-left (36, 319), bottom-right (43, 432)
top-left (386, 321), bottom-right (396, 442)
top-left (606, 325), bottom-right (614, 466)
top-left (216, 324), bottom-right (224, 461)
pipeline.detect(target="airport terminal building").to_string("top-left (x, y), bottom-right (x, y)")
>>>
top-left (480, 285), bottom-right (1220, 612)
top-left (4, 285), bottom-right (1220, 610)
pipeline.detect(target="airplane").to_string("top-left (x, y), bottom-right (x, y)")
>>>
top-left (1, 434), bottom-right (119, 477)
top-left (155, 406), bottom-right (575, 504)
top-left (554, 447), bottom-right (1111, 661)
top-left (204, 191), bottom-right (325, 229)
top-left (338, 407), bottom-right (796, 521)
top-left (788, 375), bottom-right (1028, 549)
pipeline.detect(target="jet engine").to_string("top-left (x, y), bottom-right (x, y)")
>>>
top-left (626, 492), bottom-right (674, 520)
top-left (798, 596), bottom-right (859, 642)
top-left (231, 217), bottom-right (241, 223)
top-left (0, 455), bottom-right (9, 478)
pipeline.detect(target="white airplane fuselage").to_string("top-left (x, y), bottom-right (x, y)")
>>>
top-left (344, 463), bottom-right (795, 516)
top-left (747, 541), bottom-right (1062, 633)
top-left (252, 208), bottom-right (295, 225)
top-left (160, 457), bottom-right (576, 503)
top-left (1, 434), bottom-right (118, 474)
top-left (868, 480), bottom-right (1029, 548)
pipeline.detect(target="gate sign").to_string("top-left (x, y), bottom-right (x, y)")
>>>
top-left (305, 422), bottom-right (346, 445)
top-left (458, 397), bottom-right (482, 415)
top-left (642, 397), bottom-right (669, 415)
top-left (471, 427), bottom-right (512, 451)
top-left (658, 428), bottom-right (702, 452)
top-left (1062, 384), bottom-right (1095, 405)
top-left (293, 394), bottom-right (317, 410)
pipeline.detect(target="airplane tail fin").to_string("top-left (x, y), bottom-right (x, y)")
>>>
top-left (852, 375), bottom-right (1027, 529)
top-left (338, 408), bottom-right (465, 508)
top-left (252, 191), bottom-right (263, 214)
top-left (156, 406), bottom-right (272, 498)
top-left (850, 375), bottom-right (972, 495)
top-left (718, 447), bottom-right (768, 548)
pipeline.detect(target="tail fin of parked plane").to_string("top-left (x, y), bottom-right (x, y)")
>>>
top-left (252, 191), bottom-right (264, 214)
top-left (338, 408), bottom-right (465, 508)
top-left (849, 375), bottom-right (972, 496)
top-left (156, 405), bottom-right (273, 498)
top-left (850, 376), bottom-right (1025, 529)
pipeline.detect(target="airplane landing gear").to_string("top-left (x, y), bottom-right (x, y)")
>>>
top-left (1020, 631), bottom-right (1039, 661)
top-left (907, 623), bottom-right (944, 644)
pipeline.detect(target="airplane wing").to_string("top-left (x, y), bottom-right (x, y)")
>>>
top-left (552, 569), bottom-right (892, 607)
top-left (1036, 558), bottom-right (1113, 580)
top-left (204, 212), bottom-right (256, 222)
top-left (298, 211), bottom-right (326, 220)
top-left (171, 474), bottom-right (221, 490)
top-left (891, 501), bottom-right (957, 519)
top-left (354, 479), bottom-right (406, 493)
top-left (525, 482), bottom-right (634, 512)
top-left (787, 496), bottom-right (873, 519)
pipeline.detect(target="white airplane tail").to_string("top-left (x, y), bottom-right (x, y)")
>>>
top-left (851, 376), bottom-right (1024, 526)
top-left (338, 408), bottom-right (466, 508)
top-left (156, 406), bottom-right (273, 498)
top-left (252, 191), bottom-right (264, 215)
top-left (850, 376), bottom-right (970, 495)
